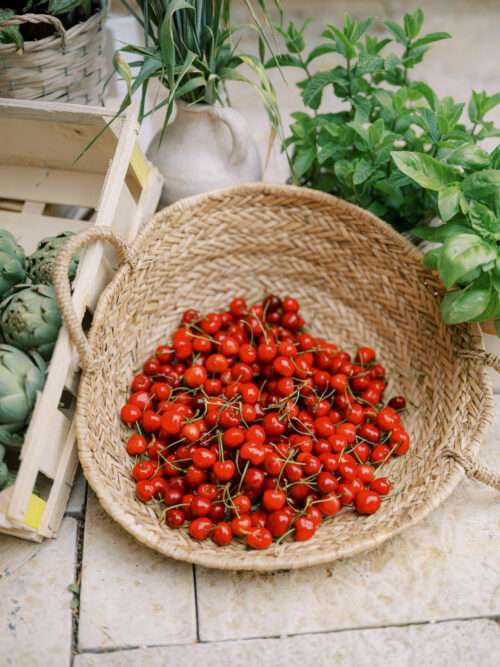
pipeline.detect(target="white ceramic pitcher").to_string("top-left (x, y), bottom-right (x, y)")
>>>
top-left (147, 101), bottom-right (262, 205)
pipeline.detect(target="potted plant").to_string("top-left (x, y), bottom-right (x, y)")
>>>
top-left (0, 0), bottom-right (106, 103)
top-left (265, 9), bottom-right (499, 234)
top-left (114, 0), bottom-right (282, 204)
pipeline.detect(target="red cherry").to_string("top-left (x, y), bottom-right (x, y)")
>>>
top-left (189, 517), bottom-right (213, 540)
top-left (213, 460), bottom-right (236, 482)
top-left (294, 516), bottom-right (317, 541)
top-left (355, 489), bottom-right (381, 514)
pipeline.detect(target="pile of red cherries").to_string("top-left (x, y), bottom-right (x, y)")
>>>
top-left (120, 295), bottom-right (410, 550)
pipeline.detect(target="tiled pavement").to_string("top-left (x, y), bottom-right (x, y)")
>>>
top-left (1, 2), bottom-right (500, 665)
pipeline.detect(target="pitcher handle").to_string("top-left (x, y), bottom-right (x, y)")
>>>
top-left (208, 106), bottom-right (250, 166)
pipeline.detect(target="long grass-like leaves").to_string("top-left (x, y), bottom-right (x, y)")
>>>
top-left (115, 1), bottom-right (282, 141)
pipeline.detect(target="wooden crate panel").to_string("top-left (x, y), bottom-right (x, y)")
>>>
top-left (0, 98), bottom-right (163, 541)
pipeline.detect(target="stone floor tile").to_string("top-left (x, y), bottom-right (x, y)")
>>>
top-left (0, 519), bottom-right (77, 667)
top-left (78, 492), bottom-right (196, 651)
top-left (74, 618), bottom-right (500, 667)
top-left (196, 398), bottom-right (500, 641)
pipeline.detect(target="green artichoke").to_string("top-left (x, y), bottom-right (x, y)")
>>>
top-left (0, 444), bottom-right (16, 490)
top-left (0, 229), bottom-right (26, 298)
top-left (0, 444), bottom-right (8, 488)
top-left (0, 345), bottom-right (47, 449)
top-left (27, 231), bottom-right (79, 286)
top-left (0, 284), bottom-right (62, 360)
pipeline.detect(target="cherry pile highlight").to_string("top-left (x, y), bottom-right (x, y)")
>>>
top-left (120, 295), bottom-right (410, 550)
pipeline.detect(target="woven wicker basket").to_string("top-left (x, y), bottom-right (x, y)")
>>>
top-left (53, 184), bottom-right (500, 571)
top-left (0, 9), bottom-right (105, 104)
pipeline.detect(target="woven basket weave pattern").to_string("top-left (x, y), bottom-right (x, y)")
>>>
top-left (0, 11), bottom-right (105, 104)
top-left (54, 185), bottom-right (495, 571)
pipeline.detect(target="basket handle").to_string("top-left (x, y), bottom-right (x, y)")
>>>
top-left (0, 13), bottom-right (67, 48)
top-left (443, 349), bottom-right (500, 491)
top-left (52, 228), bottom-right (136, 370)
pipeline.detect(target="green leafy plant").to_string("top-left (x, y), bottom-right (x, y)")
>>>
top-left (115, 0), bottom-right (282, 141)
top-left (394, 144), bottom-right (500, 331)
top-left (266, 9), bottom-right (499, 232)
top-left (0, 1), bottom-right (95, 50)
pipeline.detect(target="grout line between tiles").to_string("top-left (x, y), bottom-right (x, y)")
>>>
top-left (70, 483), bottom-right (88, 666)
top-left (192, 565), bottom-right (201, 642)
top-left (77, 611), bottom-right (500, 656)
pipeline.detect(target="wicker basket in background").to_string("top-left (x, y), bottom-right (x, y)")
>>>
top-left (54, 184), bottom-right (500, 571)
top-left (0, 9), bottom-right (106, 104)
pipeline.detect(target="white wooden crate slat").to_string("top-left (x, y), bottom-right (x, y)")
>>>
top-left (0, 98), bottom-right (163, 540)
top-left (0, 166), bottom-right (103, 208)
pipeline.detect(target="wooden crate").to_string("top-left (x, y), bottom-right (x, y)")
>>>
top-left (0, 98), bottom-right (163, 541)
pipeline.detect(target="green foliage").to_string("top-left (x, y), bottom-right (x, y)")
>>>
top-left (0, 10), bottom-right (23, 49)
top-left (115, 0), bottom-right (282, 142)
top-left (267, 9), bottom-right (499, 232)
top-left (398, 149), bottom-right (500, 329)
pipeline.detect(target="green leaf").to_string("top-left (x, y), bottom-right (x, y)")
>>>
top-left (301, 70), bottom-right (344, 110)
top-left (490, 146), bottom-right (500, 170)
top-left (438, 186), bottom-right (461, 222)
top-left (409, 81), bottom-right (438, 110)
top-left (391, 151), bottom-right (458, 191)
top-left (447, 144), bottom-right (490, 170)
top-left (412, 8), bottom-right (424, 35)
top-left (356, 53), bottom-right (384, 75)
top-left (441, 288), bottom-right (491, 324)
top-left (159, 0), bottom-right (193, 84)
top-left (47, 0), bottom-right (82, 15)
top-left (353, 159), bottom-right (376, 185)
top-left (351, 17), bottom-right (373, 43)
top-left (305, 43), bottom-right (337, 64)
top-left (411, 32), bottom-right (451, 49)
top-left (384, 20), bottom-right (407, 45)
top-left (492, 267), bottom-right (500, 292)
top-left (0, 23), bottom-right (23, 49)
top-left (322, 24), bottom-right (357, 59)
top-left (423, 247), bottom-right (441, 270)
top-left (439, 233), bottom-right (496, 288)
top-left (468, 91), bottom-right (483, 124)
top-left (367, 118), bottom-right (384, 147)
top-left (463, 170), bottom-right (500, 201)
top-left (468, 201), bottom-right (500, 241)
top-left (293, 149), bottom-right (316, 179)
top-left (334, 159), bottom-right (354, 185)
top-left (469, 288), bottom-right (499, 322)
top-left (404, 12), bottom-right (419, 39)
top-left (482, 92), bottom-right (500, 115)
top-left (264, 54), bottom-right (303, 69)
top-left (413, 221), bottom-right (470, 242)
top-left (112, 52), bottom-right (133, 96)
top-left (348, 120), bottom-right (369, 143)
top-left (413, 107), bottom-right (439, 141)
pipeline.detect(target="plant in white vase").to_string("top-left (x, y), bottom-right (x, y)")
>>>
top-left (115, 0), bottom-right (282, 204)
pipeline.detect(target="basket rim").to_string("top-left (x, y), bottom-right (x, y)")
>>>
top-left (76, 183), bottom-right (493, 571)
top-left (0, 8), bottom-right (105, 54)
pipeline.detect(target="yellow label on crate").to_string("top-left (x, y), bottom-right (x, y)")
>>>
top-left (24, 494), bottom-right (46, 530)
top-left (130, 145), bottom-right (150, 188)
